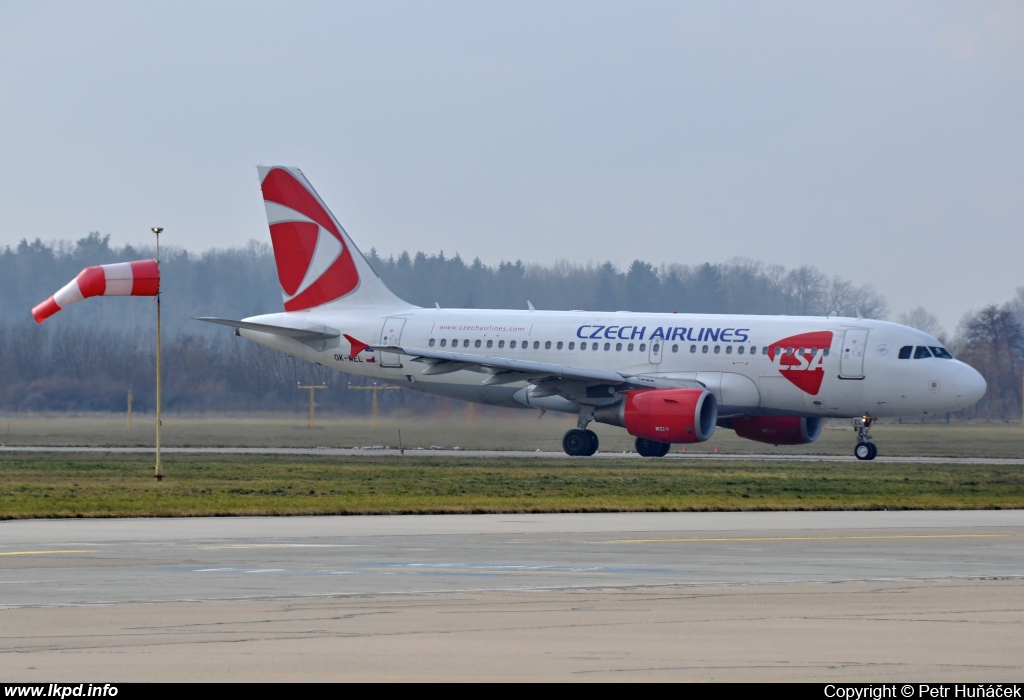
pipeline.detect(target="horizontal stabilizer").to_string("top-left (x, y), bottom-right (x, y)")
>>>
top-left (195, 317), bottom-right (340, 341)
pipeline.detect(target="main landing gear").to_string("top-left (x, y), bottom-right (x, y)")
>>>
top-left (854, 415), bottom-right (878, 461)
top-left (635, 438), bottom-right (671, 458)
top-left (563, 411), bottom-right (599, 456)
top-left (562, 428), bottom-right (599, 456)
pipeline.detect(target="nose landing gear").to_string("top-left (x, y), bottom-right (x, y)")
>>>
top-left (853, 415), bottom-right (877, 460)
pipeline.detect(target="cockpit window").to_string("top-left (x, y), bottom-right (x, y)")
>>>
top-left (898, 345), bottom-right (912, 359)
top-left (914, 346), bottom-right (933, 359)
top-left (930, 346), bottom-right (953, 359)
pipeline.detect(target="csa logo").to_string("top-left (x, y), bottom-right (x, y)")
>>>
top-left (261, 168), bottom-right (360, 311)
top-left (768, 331), bottom-right (833, 395)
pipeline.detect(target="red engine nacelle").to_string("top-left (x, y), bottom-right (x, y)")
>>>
top-left (594, 388), bottom-right (717, 443)
top-left (730, 415), bottom-right (823, 445)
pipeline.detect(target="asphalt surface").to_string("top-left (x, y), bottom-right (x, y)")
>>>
top-left (3, 444), bottom-right (1022, 464)
top-left (2, 511), bottom-right (1023, 680)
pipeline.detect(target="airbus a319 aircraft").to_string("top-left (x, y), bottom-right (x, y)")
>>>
top-left (200, 166), bottom-right (987, 459)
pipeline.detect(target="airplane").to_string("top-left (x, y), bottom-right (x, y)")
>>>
top-left (199, 166), bottom-right (987, 460)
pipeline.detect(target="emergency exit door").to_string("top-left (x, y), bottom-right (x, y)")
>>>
top-left (379, 317), bottom-right (406, 368)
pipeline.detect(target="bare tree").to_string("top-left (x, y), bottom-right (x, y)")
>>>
top-left (956, 305), bottom-right (1024, 420)
top-left (897, 306), bottom-right (945, 341)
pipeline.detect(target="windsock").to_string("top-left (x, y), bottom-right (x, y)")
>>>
top-left (31, 259), bottom-right (160, 323)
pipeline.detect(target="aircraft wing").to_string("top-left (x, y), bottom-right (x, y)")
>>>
top-left (195, 317), bottom-right (340, 341)
top-left (371, 345), bottom-right (704, 395)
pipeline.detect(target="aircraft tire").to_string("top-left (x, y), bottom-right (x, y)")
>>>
top-left (562, 429), bottom-right (591, 456)
top-left (584, 430), bottom-right (599, 456)
top-left (635, 437), bottom-right (668, 458)
top-left (854, 442), bottom-right (875, 461)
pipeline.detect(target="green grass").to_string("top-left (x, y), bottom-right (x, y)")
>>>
top-left (0, 413), bottom-right (1022, 458)
top-left (2, 452), bottom-right (1023, 519)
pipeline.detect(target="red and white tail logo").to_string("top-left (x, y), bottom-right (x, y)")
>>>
top-left (768, 331), bottom-right (834, 395)
top-left (260, 167), bottom-right (360, 311)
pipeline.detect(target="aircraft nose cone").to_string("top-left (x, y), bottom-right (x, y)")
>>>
top-left (954, 365), bottom-right (987, 408)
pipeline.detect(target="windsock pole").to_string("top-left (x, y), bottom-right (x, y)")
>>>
top-left (152, 227), bottom-right (164, 481)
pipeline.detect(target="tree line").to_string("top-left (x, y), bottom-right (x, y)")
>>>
top-left (0, 234), bottom-right (1020, 420)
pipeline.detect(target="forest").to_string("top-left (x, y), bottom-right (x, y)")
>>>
top-left (0, 233), bottom-right (1020, 420)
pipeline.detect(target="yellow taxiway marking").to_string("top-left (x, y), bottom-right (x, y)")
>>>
top-left (0, 549), bottom-right (99, 556)
top-left (192, 544), bottom-right (332, 550)
top-left (610, 534), bottom-right (1022, 544)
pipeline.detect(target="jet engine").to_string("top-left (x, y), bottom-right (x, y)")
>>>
top-left (727, 415), bottom-right (823, 445)
top-left (594, 388), bottom-right (717, 443)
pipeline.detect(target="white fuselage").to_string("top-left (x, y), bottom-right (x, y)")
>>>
top-left (240, 306), bottom-right (986, 420)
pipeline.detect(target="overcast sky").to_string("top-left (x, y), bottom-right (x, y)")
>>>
top-left (1, 1), bottom-right (1021, 332)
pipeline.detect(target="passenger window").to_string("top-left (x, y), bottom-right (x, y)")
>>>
top-left (510, 340), bottom-right (517, 349)
top-left (652, 343), bottom-right (660, 353)
top-left (534, 341), bottom-right (540, 349)
top-left (786, 347), bottom-right (794, 355)
top-left (898, 346), bottom-right (912, 359)
top-left (671, 344), bottom-right (678, 353)
top-left (604, 342), bottom-right (611, 351)
top-left (498, 340), bottom-right (505, 348)
top-left (690, 345), bottom-right (697, 353)
top-left (486, 340), bottom-right (493, 348)
top-left (628, 343), bottom-right (634, 351)
top-left (823, 348), bottom-right (829, 356)
top-left (580, 342), bottom-right (586, 351)
top-left (737, 346), bottom-right (745, 355)
top-left (639, 343), bottom-right (646, 352)
top-left (725, 345), bottom-right (732, 354)
top-left (615, 342), bottom-right (622, 351)
top-left (930, 347), bottom-right (953, 359)
top-left (440, 339), bottom-right (447, 347)
top-left (429, 338), bottom-right (436, 347)
top-left (557, 341), bottom-right (563, 350)
top-left (569, 341), bottom-right (575, 350)
top-left (914, 346), bottom-right (932, 359)
top-left (452, 339), bottom-right (458, 346)
top-left (713, 345), bottom-right (720, 354)
top-left (544, 341), bottom-right (551, 349)
top-left (475, 339), bottom-right (482, 348)
top-left (702, 345), bottom-right (708, 354)
top-left (464, 339), bottom-right (470, 348)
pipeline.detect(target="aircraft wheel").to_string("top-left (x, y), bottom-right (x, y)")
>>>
top-left (635, 437), bottom-right (668, 458)
top-left (854, 442), bottom-right (876, 461)
top-left (584, 430), bottom-right (599, 456)
top-left (867, 443), bottom-right (878, 460)
top-left (563, 429), bottom-right (591, 456)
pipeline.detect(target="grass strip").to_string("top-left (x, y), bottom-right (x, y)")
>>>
top-left (2, 452), bottom-right (1023, 518)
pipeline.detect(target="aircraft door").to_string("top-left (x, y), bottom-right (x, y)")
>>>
top-left (839, 329), bottom-right (869, 379)
top-left (648, 339), bottom-right (663, 365)
top-left (379, 317), bottom-right (407, 368)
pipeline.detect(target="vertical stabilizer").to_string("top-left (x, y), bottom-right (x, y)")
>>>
top-left (257, 166), bottom-right (411, 310)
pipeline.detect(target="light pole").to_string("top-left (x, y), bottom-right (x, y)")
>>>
top-left (152, 227), bottom-right (163, 481)
top-left (297, 384), bottom-right (328, 428)
top-left (347, 382), bottom-right (400, 428)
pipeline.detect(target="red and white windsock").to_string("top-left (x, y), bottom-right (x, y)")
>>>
top-left (31, 259), bottom-right (160, 323)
